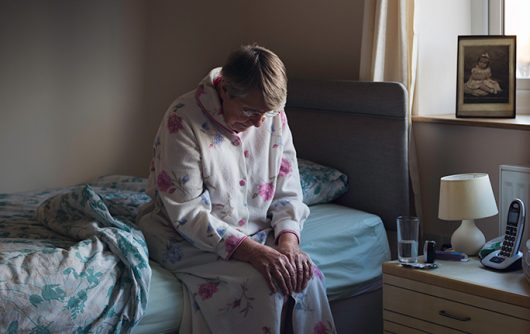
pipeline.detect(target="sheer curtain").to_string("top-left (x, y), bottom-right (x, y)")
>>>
top-left (359, 0), bottom-right (423, 225)
top-left (360, 0), bottom-right (417, 112)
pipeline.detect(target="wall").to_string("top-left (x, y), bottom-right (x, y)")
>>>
top-left (0, 0), bottom-right (364, 193)
top-left (4, 0), bottom-right (519, 247)
top-left (414, 0), bottom-right (530, 243)
top-left (139, 1), bottom-right (246, 178)
top-left (0, 0), bottom-right (146, 192)
top-left (237, 0), bottom-right (363, 81)
top-left (139, 0), bottom-right (365, 172)
top-left (415, 123), bottom-right (530, 243)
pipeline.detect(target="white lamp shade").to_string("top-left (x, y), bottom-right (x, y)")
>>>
top-left (438, 173), bottom-right (498, 220)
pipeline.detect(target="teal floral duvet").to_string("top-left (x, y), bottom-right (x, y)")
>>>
top-left (0, 176), bottom-right (152, 334)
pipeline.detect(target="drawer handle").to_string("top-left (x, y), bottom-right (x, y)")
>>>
top-left (438, 310), bottom-right (471, 322)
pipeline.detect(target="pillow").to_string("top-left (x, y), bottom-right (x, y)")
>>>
top-left (297, 158), bottom-right (348, 206)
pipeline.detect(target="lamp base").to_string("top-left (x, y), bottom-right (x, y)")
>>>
top-left (451, 219), bottom-right (486, 256)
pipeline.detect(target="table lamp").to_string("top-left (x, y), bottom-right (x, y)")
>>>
top-left (438, 173), bottom-right (498, 255)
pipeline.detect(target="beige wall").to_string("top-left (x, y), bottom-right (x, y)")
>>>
top-left (139, 0), bottom-right (364, 177)
top-left (414, 123), bottom-right (530, 244)
top-left (139, 1), bottom-right (246, 180)
top-left (237, 0), bottom-right (363, 81)
top-left (3, 0), bottom-right (526, 247)
top-left (0, 0), bottom-right (146, 192)
top-left (0, 0), bottom-right (364, 193)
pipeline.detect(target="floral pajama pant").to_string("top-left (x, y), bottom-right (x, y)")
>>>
top-left (138, 212), bottom-right (336, 334)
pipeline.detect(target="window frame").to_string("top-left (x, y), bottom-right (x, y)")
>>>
top-left (489, 0), bottom-right (530, 90)
top-left (473, 0), bottom-right (529, 114)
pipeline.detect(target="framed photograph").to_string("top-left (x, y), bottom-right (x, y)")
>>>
top-left (456, 35), bottom-right (516, 118)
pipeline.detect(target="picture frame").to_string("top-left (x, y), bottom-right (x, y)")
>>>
top-left (456, 35), bottom-right (516, 118)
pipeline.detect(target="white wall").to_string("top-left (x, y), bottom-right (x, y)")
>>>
top-left (0, 0), bottom-right (146, 192)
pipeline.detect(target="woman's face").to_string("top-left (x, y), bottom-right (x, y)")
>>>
top-left (219, 81), bottom-right (270, 133)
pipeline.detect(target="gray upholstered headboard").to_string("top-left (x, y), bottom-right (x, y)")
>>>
top-left (286, 80), bottom-right (414, 232)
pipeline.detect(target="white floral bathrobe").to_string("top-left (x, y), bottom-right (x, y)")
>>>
top-left (138, 68), bottom-right (335, 334)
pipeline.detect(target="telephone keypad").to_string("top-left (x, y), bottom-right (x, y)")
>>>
top-left (499, 222), bottom-right (520, 258)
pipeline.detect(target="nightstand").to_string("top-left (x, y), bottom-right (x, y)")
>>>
top-left (383, 258), bottom-right (530, 333)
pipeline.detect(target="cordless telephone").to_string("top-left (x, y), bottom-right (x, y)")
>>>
top-left (481, 199), bottom-right (526, 271)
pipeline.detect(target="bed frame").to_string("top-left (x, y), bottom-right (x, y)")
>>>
top-left (0, 80), bottom-right (413, 334)
top-left (286, 79), bottom-right (414, 333)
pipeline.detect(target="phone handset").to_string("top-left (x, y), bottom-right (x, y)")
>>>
top-left (481, 199), bottom-right (526, 271)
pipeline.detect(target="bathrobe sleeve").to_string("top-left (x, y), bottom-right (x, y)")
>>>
top-left (153, 108), bottom-right (247, 260)
top-left (268, 112), bottom-right (310, 243)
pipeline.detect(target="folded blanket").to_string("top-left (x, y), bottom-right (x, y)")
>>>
top-left (0, 185), bottom-right (151, 333)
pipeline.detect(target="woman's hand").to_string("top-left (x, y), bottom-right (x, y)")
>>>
top-left (231, 238), bottom-right (296, 295)
top-left (276, 233), bottom-right (313, 292)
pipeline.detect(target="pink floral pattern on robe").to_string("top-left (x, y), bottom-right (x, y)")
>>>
top-left (140, 67), bottom-right (334, 333)
top-left (257, 182), bottom-right (275, 201)
top-left (279, 158), bottom-right (292, 177)
top-left (198, 282), bottom-right (219, 300)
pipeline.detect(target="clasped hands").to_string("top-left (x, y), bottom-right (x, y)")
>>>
top-left (232, 233), bottom-right (313, 295)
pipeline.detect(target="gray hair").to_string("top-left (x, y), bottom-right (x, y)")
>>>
top-left (221, 44), bottom-right (287, 110)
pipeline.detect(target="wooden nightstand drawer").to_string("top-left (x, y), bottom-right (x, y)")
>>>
top-left (384, 311), bottom-right (465, 334)
top-left (384, 283), bottom-right (530, 333)
top-left (383, 260), bottom-right (530, 334)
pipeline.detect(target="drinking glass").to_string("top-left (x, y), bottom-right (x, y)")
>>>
top-left (397, 216), bottom-right (420, 263)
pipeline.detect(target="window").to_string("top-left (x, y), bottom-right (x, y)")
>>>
top-left (488, 0), bottom-right (530, 87)
top-left (504, 0), bottom-right (530, 79)
top-left (486, 0), bottom-right (530, 113)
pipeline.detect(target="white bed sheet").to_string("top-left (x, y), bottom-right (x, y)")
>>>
top-left (134, 203), bottom-right (390, 333)
top-left (301, 204), bottom-right (391, 301)
top-left (133, 261), bottom-right (183, 334)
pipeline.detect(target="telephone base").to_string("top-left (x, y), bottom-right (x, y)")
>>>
top-left (480, 250), bottom-right (523, 271)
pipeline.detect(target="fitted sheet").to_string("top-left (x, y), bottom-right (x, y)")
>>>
top-left (301, 204), bottom-right (391, 301)
top-left (132, 261), bottom-right (183, 334)
top-left (134, 203), bottom-right (390, 333)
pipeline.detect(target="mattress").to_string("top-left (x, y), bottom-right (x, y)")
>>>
top-left (133, 261), bottom-right (183, 334)
top-left (134, 203), bottom-right (390, 333)
top-left (301, 204), bottom-right (391, 301)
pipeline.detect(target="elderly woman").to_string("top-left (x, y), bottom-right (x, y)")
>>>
top-left (138, 44), bottom-right (335, 333)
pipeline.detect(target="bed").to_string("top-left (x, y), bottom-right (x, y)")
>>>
top-left (0, 80), bottom-right (413, 333)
